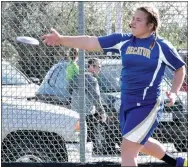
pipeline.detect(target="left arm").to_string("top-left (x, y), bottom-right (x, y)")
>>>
top-left (166, 65), bottom-right (186, 107)
top-left (170, 65), bottom-right (186, 94)
top-left (160, 41), bottom-right (186, 107)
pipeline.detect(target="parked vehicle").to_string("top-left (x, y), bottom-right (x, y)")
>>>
top-left (36, 59), bottom-right (71, 105)
top-left (2, 61), bottom-right (40, 99)
top-left (1, 61), bottom-right (81, 162)
top-left (35, 56), bottom-right (187, 154)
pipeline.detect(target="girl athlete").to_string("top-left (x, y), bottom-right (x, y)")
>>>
top-left (41, 4), bottom-right (187, 167)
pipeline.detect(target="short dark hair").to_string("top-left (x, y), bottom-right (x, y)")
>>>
top-left (69, 48), bottom-right (78, 61)
top-left (88, 58), bottom-right (100, 68)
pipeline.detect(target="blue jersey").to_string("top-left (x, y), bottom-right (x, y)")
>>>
top-left (98, 33), bottom-right (185, 103)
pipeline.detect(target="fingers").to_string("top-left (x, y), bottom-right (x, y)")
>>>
top-left (44, 40), bottom-right (55, 46)
top-left (51, 28), bottom-right (57, 34)
top-left (166, 100), bottom-right (174, 107)
top-left (165, 91), bottom-right (176, 107)
top-left (42, 38), bottom-right (50, 45)
top-left (41, 28), bottom-right (59, 46)
top-left (166, 96), bottom-right (175, 107)
top-left (41, 28), bottom-right (57, 40)
top-left (41, 34), bottom-right (54, 46)
top-left (166, 91), bottom-right (170, 97)
top-left (41, 34), bottom-right (50, 39)
top-left (42, 38), bottom-right (54, 46)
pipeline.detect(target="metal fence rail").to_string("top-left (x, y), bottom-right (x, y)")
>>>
top-left (1, 1), bottom-right (187, 164)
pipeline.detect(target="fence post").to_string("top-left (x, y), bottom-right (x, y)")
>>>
top-left (78, 1), bottom-right (86, 163)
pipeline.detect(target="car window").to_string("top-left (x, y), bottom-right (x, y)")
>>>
top-left (44, 61), bottom-right (68, 87)
top-left (98, 64), bottom-right (121, 92)
top-left (47, 65), bottom-right (63, 87)
top-left (2, 63), bottom-right (29, 85)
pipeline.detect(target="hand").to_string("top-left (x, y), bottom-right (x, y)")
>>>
top-left (41, 28), bottom-right (62, 46)
top-left (93, 112), bottom-right (107, 123)
top-left (101, 113), bottom-right (107, 123)
top-left (166, 91), bottom-right (177, 107)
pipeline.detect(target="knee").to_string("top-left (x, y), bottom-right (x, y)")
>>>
top-left (121, 138), bottom-right (143, 156)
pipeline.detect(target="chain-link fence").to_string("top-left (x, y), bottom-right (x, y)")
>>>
top-left (1, 1), bottom-right (187, 165)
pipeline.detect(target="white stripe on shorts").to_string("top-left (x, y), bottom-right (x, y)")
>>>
top-left (123, 98), bottom-right (161, 143)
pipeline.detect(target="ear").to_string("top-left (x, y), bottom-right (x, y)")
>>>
top-left (148, 23), bottom-right (154, 31)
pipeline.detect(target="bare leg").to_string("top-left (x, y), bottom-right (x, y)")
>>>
top-left (140, 137), bottom-right (166, 159)
top-left (121, 138), bottom-right (143, 166)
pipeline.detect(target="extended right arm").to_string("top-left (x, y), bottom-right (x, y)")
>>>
top-left (57, 35), bottom-right (102, 52)
top-left (41, 28), bottom-right (102, 51)
top-left (42, 28), bottom-right (127, 53)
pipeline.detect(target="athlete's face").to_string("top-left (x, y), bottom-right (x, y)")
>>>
top-left (130, 10), bottom-right (154, 38)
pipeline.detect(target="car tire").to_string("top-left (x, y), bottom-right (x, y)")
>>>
top-left (1, 130), bottom-right (68, 162)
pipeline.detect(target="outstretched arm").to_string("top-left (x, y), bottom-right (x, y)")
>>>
top-left (41, 28), bottom-right (102, 51)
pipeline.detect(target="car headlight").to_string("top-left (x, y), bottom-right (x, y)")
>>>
top-left (114, 99), bottom-right (121, 112)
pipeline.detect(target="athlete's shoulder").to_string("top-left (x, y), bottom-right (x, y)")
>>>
top-left (156, 35), bottom-right (180, 57)
top-left (118, 32), bottom-right (133, 41)
top-left (101, 32), bottom-right (133, 41)
top-left (156, 35), bottom-right (175, 49)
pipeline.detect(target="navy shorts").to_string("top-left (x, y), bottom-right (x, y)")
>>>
top-left (119, 96), bottom-right (163, 145)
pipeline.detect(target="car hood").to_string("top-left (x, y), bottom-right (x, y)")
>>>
top-left (2, 97), bottom-right (79, 118)
top-left (2, 97), bottom-right (80, 142)
top-left (2, 83), bottom-right (39, 99)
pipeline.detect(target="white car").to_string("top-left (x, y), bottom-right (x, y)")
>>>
top-left (2, 61), bottom-right (40, 99)
top-left (1, 61), bottom-right (81, 162)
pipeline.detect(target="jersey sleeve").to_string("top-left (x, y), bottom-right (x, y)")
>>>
top-left (160, 40), bottom-right (185, 71)
top-left (98, 33), bottom-right (132, 54)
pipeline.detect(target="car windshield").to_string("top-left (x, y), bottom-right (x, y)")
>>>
top-left (2, 63), bottom-right (29, 85)
top-left (98, 64), bottom-right (121, 92)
